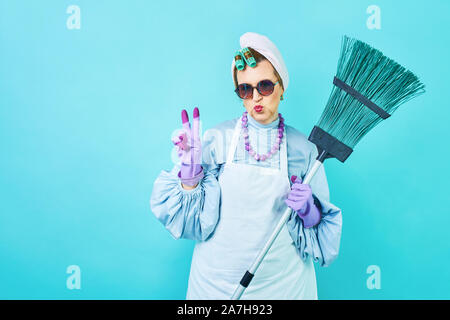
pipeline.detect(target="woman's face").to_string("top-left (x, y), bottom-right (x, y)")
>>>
top-left (236, 59), bottom-right (284, 125)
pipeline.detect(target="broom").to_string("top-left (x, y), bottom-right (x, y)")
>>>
top-left (231, 35), bottom-right (425, 300)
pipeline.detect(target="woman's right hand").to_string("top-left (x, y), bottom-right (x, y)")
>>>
top-left (172, 107), bottom-right (204, 187)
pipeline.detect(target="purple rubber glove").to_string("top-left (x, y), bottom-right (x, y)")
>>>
top-left (172, 107), bottom-right (204, 187)
top-left (284, 175), bottom-right (322, 228)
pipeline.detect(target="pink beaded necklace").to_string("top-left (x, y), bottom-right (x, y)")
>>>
top-left (241, 111), bottom-right (285, 162)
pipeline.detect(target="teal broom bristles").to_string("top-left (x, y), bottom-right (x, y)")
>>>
top-left (317, 36), bottom-right (425, 149)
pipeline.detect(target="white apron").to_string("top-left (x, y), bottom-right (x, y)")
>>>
top-left (186, 117), bottom-right (317, 300)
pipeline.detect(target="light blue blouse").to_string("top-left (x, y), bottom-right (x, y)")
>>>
top-left (150, 114), bottom-right (342, 267)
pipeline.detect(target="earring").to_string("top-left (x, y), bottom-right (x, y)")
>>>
top-left (280, 94), bottom-right (284, 101)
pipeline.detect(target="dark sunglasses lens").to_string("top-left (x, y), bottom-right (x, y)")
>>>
top-left (258, 80), bottom-right (275, 96)
top-left (236, 84), bottom-right (252, 99)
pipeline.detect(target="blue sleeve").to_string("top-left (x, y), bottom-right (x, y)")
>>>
top-left (149, 129), bottom-right (222, 241)
top-left (286, 143), bottom-right (343, 267)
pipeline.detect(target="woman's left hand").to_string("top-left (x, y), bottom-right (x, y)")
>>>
top-left (285, 175), bottom-right (312, 212)
top-left (285, 175), bottom-right (322, 228)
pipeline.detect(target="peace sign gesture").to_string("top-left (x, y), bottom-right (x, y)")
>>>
top-left (172, 107), bottom-right (204, 187)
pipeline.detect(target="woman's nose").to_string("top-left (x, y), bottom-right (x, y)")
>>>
top-left (252, 87), bottom-right (262, 100)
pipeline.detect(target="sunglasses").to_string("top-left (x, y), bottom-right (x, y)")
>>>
top-left (234, 79), bottom-right (279, 99)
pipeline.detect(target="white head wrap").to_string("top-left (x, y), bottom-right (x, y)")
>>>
top-left (231, 32), bottom-right (289, 92)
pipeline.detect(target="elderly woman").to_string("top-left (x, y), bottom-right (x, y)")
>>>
top-left (150, 32), bottom-right (342, 300)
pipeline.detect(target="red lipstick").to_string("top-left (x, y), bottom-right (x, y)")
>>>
top-left (254, 105), bottom-right (263, 113)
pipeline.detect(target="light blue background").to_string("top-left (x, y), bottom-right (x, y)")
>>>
top-left (1, 0), bottom-right (449, 299)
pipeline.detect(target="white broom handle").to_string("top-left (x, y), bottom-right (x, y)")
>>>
top-left (231, 159), bottom-right (323, 300)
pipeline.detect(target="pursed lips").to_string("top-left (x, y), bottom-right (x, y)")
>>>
top-left (254, 105), bottom-right (263, 112)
